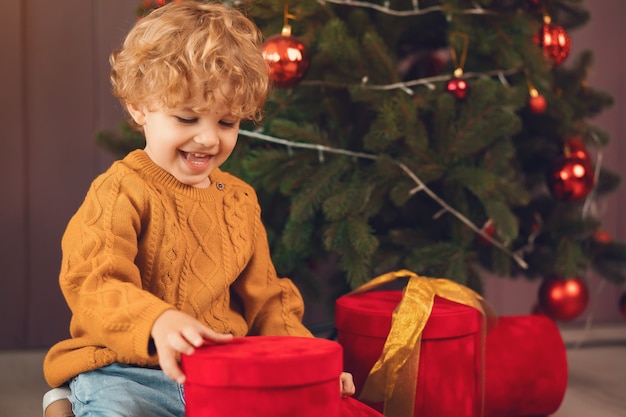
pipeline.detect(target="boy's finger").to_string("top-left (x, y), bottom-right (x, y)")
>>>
top-left (200, 328), bottom-right (234, 344)
top-left (160, 350), bottom-right (186, 384)
top-left (340, 373), bottom-right (356, 397)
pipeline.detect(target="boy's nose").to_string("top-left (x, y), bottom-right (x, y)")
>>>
top-left (193, 132), bottom-right (219, 148)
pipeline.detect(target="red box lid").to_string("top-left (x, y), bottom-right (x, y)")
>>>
top-left (335, 290), bottom-right (481, 339)
top-left (182, 336), bottom-right (343, 388)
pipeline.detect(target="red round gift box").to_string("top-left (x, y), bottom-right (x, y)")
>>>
top-left (182, 336), bottom-right (343, 417)
top-left (335, 290), bottom-right (483, 417)
top-left (484, 315), bottom-right (567, 417)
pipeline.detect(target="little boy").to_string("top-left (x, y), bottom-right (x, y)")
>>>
top-left (43, 2), bottom-right (354, 416)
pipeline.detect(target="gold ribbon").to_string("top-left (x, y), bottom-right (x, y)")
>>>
top-left (353, 270), bottom-right (497, 417)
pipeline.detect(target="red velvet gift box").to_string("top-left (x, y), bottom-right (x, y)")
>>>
top-left (484, 315), bottom-right (567, 417)
top-left (335, 271), bottom-right (569, 417)
top-left (182, 336), bottom-right (343, 417)
top-left (335, 289), bottom-right (484, 417)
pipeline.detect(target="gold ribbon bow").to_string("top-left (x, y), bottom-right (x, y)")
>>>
top-left (353, 270), bottom-right (497, 417)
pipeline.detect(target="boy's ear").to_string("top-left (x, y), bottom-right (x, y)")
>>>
top-left (126, 103), bottom-right (146, 126)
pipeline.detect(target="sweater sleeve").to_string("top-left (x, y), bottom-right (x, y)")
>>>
top-left (59, 170), bottom-right (173, 360)
top-left (229, 192), bottom-right (312, 338)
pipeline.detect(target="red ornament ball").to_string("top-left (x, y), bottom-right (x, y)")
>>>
top-left (547, 153), bottom-right (594, 201)
top-left (538, 276), bottom-right (589, 321)
top-left (565, 137), bottom-right (591, 163)
top-left (529, 94), bottom-right (547, 114)
top-left (262, 34), bottom-right (310, 88)
top-left (620, 292), bottom-right (626, 319)
top-left (536, 22), bottom-right (571, 65)
top-left (593, 229), bottom-right (613, 244)
top-left (446, 78), bottom-right (469, 99)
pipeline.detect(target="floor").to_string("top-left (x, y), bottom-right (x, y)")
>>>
top-left (1, 323), bottom-right (625, 417)
top-left (551, 322), bottom-right (626, 417)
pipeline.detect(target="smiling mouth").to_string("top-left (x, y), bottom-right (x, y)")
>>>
top-left (181, 151), bottom-right (211, 166)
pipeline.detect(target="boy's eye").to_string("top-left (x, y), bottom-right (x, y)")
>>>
top-left (220, 120), bottom-right (239, 128)
top-left (175, 116), bottom-right (198, 124)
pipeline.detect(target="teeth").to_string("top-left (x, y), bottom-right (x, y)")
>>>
top-left (185, 152), bottom-right (208, 159)
top-left (184, 151), bottom-right (210, 166)
top-left (186, 152), bottom-right (207, 158)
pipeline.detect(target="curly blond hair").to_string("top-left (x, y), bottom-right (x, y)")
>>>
top-left (110, 1), bottom-right (269, 122)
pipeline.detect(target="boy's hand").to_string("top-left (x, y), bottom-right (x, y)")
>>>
top-left (340, 372), bottom-right (356, 398)
top-left (151, 309), bottom-right (233, 384)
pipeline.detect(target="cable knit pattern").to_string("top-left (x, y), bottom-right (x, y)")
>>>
top-left (223, 189), bottom-right (255, 272)
top-left (43, 150), bottom-right (312, 388)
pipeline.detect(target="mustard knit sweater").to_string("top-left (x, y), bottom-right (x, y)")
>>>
top-left (43, 150), bottom-right (312, 387)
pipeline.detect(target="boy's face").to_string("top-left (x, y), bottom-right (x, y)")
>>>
top-left (127, 91), bottom-right (240, 188)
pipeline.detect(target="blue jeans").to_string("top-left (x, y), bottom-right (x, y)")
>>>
top-left (69, 363), bottom-right (185, 417)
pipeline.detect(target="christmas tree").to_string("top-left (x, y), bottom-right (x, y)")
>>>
top-left (100, 0), bottom-right (626, 320)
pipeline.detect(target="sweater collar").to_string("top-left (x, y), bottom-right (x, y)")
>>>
top-left (125, 150), bottom-right (227, 201)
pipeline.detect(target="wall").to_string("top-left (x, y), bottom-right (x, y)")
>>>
top-left (0, 1), bottom-right (624, 349)
top-left (0, 0), bottom-right (133, 349)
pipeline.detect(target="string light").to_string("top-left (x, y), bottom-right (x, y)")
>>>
top-left (581, 131), bottom-right (603, 219)
top-left (300, 67), bottom-right (522, 95)
top-left (318, 0), bottom-right (496, 17)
